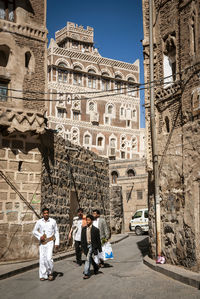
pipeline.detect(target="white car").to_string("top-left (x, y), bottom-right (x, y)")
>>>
top-left (129, 208), bottom-right (149, 235)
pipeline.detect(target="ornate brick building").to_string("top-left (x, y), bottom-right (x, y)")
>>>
top-left (47, 22), bottom-right (145, 160)
top-left (142, 0), bottom-right (200, 269)
top-left (47, 22), bottom-right (148, 231)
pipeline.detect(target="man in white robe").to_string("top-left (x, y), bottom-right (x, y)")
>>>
top-left (33, 207), bottom-right (59, 281)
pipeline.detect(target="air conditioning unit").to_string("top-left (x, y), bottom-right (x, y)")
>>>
top-left (90, 112), bottom-right (99, 124)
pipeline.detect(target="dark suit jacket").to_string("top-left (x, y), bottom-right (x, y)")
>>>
top-left (81, 225), bottom-right (102, 256)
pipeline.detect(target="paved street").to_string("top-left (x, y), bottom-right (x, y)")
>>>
top-left (0, 236), bottom-right (200, 299)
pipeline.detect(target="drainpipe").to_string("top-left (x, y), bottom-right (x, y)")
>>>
top-left (149, 0), bottom-right (161, 258)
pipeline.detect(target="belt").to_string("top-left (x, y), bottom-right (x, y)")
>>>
top-left (41, 235), bottom-right (55, 245)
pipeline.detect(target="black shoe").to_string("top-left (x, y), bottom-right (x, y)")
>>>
top-left (94, 268), bottom-right (99, 275)
top-left (83, 275), bottom-right (90, 279)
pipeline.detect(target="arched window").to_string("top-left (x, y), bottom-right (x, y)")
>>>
top-left (88, 69), bottom-right (96, 89)
top-left (165, 116), bottom-right (170, 133)
top-left (107, 104), bottom-right (113, 114)
top-left (110, 138), bottom-right (116, 148)
top-left (97, 136), bottom-right (103, 146)
top-left (127, 77), bottom-right (136, 96)
top-left (73, 66), bottom-right (82, 86)
top-left (163, 33), bottom-right (176, 85)
top-left (127, 169), bottom-right (135, 177)
top-left (58, 62), bottom-right (68, 82)
top-left (102, 72), bottom-right (110, 91)
top-left (111, 171), bottom-right (118, 184)
top-left (115, 75), bottom-right (122, 93)
top-left (89, 101), bottom-right (95, 111)
top-left (84, 134), bottom-right (90, 144)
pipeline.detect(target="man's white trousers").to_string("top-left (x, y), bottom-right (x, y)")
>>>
top-left (39, 241), bottom-right (54, 279)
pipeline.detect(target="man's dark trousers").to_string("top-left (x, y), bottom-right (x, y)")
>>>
top-left (75, 240), bottom-right (82, 265)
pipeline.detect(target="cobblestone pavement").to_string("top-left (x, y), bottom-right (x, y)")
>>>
top-left (0, 235), bottom-right (200, 299)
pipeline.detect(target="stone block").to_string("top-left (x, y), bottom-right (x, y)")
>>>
top-left (16, 173), bottom-right (28, 182)
top-left (8, 150), bottom-right (18, 159)
top-left (0, 182), bottom-right (9, 190)
top-left (6, 202), bottom-right (13, 210)
top-left (10, 224), bottom-right (22, 232)
top-left (14, 202), bottom-right (20, 209)
top-left (0, 212), bottom-right (4, 220)
top-left (18, 153), bottom-right (34, 160)
top-left (10, 193), bottom-right (16, 200)
top-left (0, 202), bottom-right (2, 210)
top-left (22, 162), bottom-right (41, 172)
top-left (0, 159), bottom-right (7, 169)
top-left (7, 211), bottom-right (18, 221)
top-left (23, 223), bottom-right (35, 232)
top-left (0, 192), bottom-right (8, 200)
top-left (0, 223), bottom-right (9, 231)
top-left (21, 213), bottom-right (33, 221)
top-left (23, 183), bottom-right (41, 191)
top-left (5, 171), bottom-right (15, 180)
top-left (0, 149), bottom-right (6, 158)
top-left (0, 233), bottom-right (8, 247)
top-left (9, 161), bottom-right (19, 171)
top-left (34, 154), bottom-right (42, 161)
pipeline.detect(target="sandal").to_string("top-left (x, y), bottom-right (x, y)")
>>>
top-left (48, 275), bottom-right (54, 281)
top-left (40, 278), bottom-right (46, 281)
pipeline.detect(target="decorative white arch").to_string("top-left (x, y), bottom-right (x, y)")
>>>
top-left (114, 71), bottom-right (124, 80)
top-left (55, 58), bottom-right (70, 68)
top-left (85, 64), bottom-right (99, 74)
top-left (101, 68), bottom-right (112, 77)
top-left (126, 74), bottom-right (137, 82)
top-left (73, 62), bottom-right (84, 71)
top-left (96, 133), bottom-right (105, 148)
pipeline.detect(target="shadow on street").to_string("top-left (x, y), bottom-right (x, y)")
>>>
top-left (137, 237), bottom-right (150, 257)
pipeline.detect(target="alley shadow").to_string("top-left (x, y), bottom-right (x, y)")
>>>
top-left (52, 271), bottom-right (64, 280)
top-left (137, 237), bottom-right (150, 257)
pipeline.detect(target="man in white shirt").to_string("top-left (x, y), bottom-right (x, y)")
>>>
top-left (32, 207), bottom-right (59, 281)
top-left (68, 208), bottom-right (86, 265)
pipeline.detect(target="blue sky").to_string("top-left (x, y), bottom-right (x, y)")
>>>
top-left (47, 0), bottom-right (145, 128)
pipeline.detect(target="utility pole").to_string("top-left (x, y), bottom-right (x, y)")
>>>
top-left (149, 0), bottom-right (161, 258)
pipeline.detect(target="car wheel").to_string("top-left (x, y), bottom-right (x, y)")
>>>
top-left (135, 226), bottom-right (143, 236)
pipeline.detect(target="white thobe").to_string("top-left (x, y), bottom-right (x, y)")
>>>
top-left (32, 217), bottom-right (59, 279)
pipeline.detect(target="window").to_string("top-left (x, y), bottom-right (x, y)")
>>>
top-left (165, 116), bottom-right (170, 133)
top-left (102, 79), bottom-right (110, 91)
top-left (126, 120), bottom-right (131, 128)
top-left (84, 134), bottom-right (90, 144)
top-left (88, 75), bottom-right (96, 89)
top-left (191, 11), bottom-right (197, 55)
top-left (104, 116), bottom-right (110, 125)
top-left (58, 63), bottom-right (68, 83)
top-left (111, 171), bottom-right (118, 184)
top-left (57, 108), bottom-right (65, 118)
top-left (0, 0), bottom-right (15, 22)
top-left (133, 211), bottom-right (142, 219)
top-left (0, 45), bottom-right (10, 67)
top-left (97, 137), bottom-right (103, 146)
top-left (137, 190), bottom-right (143, 200)
top-left (127, 169), bottom-right (135, 177)
top-left (0, 80), bottom-right (8, 101)
top-left (89, 101), bottom-right (95, 111)
top-left (72, 41), bottom-right (79, 48)
top-left (107, 105), bottom-right (113, 114)
top-left (73, 72), bottom-right (82, 86)
top-left (73, 111), bottom-right (79, 120)
top-left (163, 33), bottom-right (176, 85)
top-left (120, 107), bottom-right (124, 117)
top-left (25, 52), bottom-right (31, 68)
top-left (127, 78), bottom-right (136, 96)
top-left (110, 138), bottom-right (116, 148)
top-left (144, 210), bottom-right (148, 218)
top-left (121, 151), bottom-right (125, 159)
top-left (115, 75), bottom-right (122, 93)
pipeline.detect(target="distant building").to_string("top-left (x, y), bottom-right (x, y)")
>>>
top-left (142, 0), bottom-right (200, 269)
top-left (47, 22), bottom-right (148, 231)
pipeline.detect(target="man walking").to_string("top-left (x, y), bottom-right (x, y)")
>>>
top-left (32, 207), bottom-right (59, 281)
top-left (68, 208), bottom-right (86, 265)
top-left (81, 214), bottom-right (102, 279)
top-left (93, 209), bottom-right (110, 266)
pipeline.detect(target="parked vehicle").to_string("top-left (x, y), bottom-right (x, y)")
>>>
top-left (129, 208), bottom-right (148, 235)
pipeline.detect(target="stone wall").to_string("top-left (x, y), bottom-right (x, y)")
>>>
top-left (40, 132), bottom-right (110, 251)
top-left (0, 131), bottom-right (110, 261)
top-left (109, 186), bottom-right (124, 234)
top-left (142, 0), bottom-right (200, 270)
top-left (0, 133), bottom-right (42, 261)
